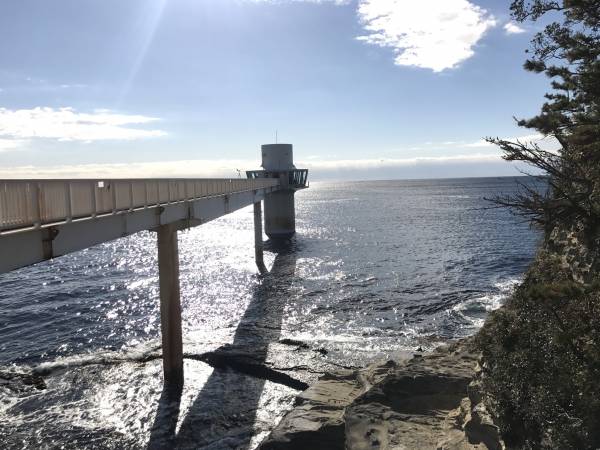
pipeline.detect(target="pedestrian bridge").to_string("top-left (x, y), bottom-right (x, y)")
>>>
top-left (0, 144), bottom-right (308, 387)
top-left (0, 177), bottom-right (280, 274)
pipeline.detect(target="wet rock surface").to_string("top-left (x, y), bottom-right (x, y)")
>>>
top-left (260, 340), bottom-right (505, 450)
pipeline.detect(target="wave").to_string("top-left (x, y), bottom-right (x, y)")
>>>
top-left (29, 344), bottom-right (163, 376)
top-left (451, 278), bottom-right (521, 327)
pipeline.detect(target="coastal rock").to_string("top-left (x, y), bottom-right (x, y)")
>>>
top-left (344, 343), bottom-right (478, 450)
top-left (260, 361), bottom-right (397, 450)
top-left (261, 341), bottom-right (505, 450)
top-left (463, 400), bottom-right (504, 450)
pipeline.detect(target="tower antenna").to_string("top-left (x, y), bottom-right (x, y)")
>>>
top-left (275, 130), bottom-right (278, 144)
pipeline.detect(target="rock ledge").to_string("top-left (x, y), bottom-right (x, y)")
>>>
top-left (260, 341), bottom-right (505, 450)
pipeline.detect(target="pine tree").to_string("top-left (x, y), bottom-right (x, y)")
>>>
top-left (478, 4), bottom-right (600, 447)
top-left (489, 0), bottom-right (600, 233)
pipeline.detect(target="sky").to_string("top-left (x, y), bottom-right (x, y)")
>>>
top-left (0, 0), bottom-right (557, 180)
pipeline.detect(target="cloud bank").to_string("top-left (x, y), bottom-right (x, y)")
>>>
top-left (0, 107), bottom-right (166, 149)
top-left (0, 152), bottom-right (519, 181)
top-left (0, 138), bottom-right (27, 153)
top-left (0, 133), bottom-right (548, 179)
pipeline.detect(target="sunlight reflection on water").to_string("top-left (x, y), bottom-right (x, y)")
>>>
top-left (0, 178), bottom-right (542, 448)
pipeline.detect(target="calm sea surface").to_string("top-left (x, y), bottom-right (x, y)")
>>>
top-left (0, 177), bottom-right (541, 448)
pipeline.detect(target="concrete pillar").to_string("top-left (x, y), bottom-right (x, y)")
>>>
top-left (157, 224), bottom-right (184, 387)
top-left (253, 201), bottom-right (267, 273)
top-left (264, 190), bottom-right (296, 240)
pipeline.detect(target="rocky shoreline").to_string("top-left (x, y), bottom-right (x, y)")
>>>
top-left (1, 333), bottom-right (507, 449)
top-left (260, 339), bottom-right (504, 450)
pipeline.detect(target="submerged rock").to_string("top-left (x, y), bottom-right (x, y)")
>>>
top-left (0, 369), bottom-right (46, 392)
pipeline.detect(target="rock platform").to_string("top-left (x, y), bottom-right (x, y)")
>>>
top-left (260, 340), bottom-right (505, 450)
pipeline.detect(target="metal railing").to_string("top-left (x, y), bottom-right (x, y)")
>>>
top-left (0, 178), bottom-right (279, 232)
top-left (246, 169), bottom-right (309, 189)
top-left (288, 169), bottom-right (308, 187)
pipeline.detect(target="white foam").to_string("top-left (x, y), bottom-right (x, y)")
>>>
top-left (452, 277), bottom-right (521, 327)
top-left (32, 343), bottom-right (162, 375)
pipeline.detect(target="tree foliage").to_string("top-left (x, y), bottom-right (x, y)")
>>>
top-left (477, 2), bottom-right (600, 448)
top-left (477, 252), bottom-right (600, 449)
top-left (488, 0), bottom-right (600, 232)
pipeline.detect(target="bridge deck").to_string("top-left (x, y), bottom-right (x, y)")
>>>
top-left (0, 178), bottom-right (280, 274)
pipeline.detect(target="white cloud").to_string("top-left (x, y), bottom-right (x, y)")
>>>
top-left (503, 22), bottom-right (526, 34)
top-left (356, 0), bottom-right (497, 72)
top-left (0, 138), bottom-right (27, 152)
top-left (303, 153), bottom-right (503, 170)
top-left (59, 84), bottom-right (88, 89)
top-left (0, 107), bottom-right (166, 144)
top-left (465, 134), bottom-right (558, 150)
top-left (250, 0), bottom-right (349, 4)
top-left (0, 160), bottom-right (257, 179)
top-left (250, 0), bottom-right (497, 71)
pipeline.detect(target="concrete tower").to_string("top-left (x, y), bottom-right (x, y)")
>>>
top-left (247, 144), bottom-right (308, 240)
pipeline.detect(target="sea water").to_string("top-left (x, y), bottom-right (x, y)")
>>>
top-left (0, 177), bottom-right (541, 448)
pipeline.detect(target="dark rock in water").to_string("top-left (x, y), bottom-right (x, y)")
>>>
top-left (279, 338), bottom-right (310, 350)
top-left (0, 370), bottom-right (46, 392)
top-left (259, 340), bottom-right (506, 450)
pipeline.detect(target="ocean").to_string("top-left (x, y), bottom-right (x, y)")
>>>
top-left (0, 177), bottom-right (541, 449)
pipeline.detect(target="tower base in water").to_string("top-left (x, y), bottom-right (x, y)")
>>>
top-left (264, 190), bottom-right (296, 240)
top-left (246, 143), bottom-right (308, 241)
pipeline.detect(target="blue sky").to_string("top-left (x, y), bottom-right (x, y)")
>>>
top-left (0, 0), bottom-right (555, 180)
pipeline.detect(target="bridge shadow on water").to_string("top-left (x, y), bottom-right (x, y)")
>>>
top-left (148, 240), bottom-right (298, 450)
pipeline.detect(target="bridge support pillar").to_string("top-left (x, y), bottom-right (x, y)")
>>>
top-left (254, 201), bottom-right (267, 273)
top-left (157, 224), bottom-right (184, 388)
